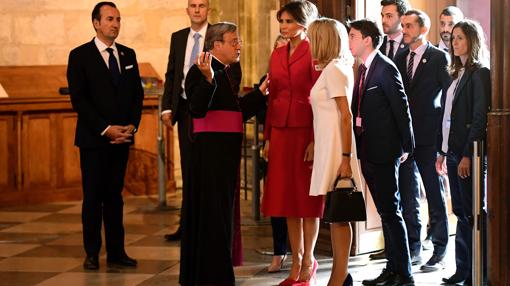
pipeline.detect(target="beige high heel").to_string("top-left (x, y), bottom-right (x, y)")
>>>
top-left (267, 254), bottom-right (287, 273)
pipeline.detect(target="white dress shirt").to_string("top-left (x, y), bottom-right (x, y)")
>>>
top-left (181, 24), bottom-right (207, 99)
top-left (385, 33), bottom-right (403, 57)
top-left (94, 37), bottom-right (121, 72)
top-left (438, 39), bottom-right (449, 52)
top-left (363, 49), bottom-right (378, 79)
top-left (407, 42), bottom-right (428, 78)
top-left (441, 68), bottom-right (464, 153)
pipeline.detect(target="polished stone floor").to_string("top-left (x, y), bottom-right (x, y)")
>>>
top-left (0, 192), bottom-right (459, 285)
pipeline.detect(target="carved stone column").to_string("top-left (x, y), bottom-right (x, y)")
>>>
top-left (487, 0), bottom-right (510, 284)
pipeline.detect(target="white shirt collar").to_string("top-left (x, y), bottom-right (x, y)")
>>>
top-left (438, 40), bottom-right (449, 51)
top-left (388, 33), bottom-right (403, 44)
top-left (363, 49), bottom-right (378, 72)
top-left (94, 37), bottom-right (117, 53)
top-left (190, 24), bottom-right (207, 39)
top-left (409, 41), bottom-right (428, 56)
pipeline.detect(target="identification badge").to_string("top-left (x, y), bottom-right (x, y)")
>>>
top-left (356, 116), bottom-right (362, 127)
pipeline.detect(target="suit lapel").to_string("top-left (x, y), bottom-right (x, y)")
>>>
top-left (288, 38), bottom-right (309, 66)
top-left (362, 52), bottom-right (380, 96)
top-left (88, 39), bottom-right (113, 82)
top-left (176, 28), bottom-right (190, 72)
top-left (411, 42), bottom-right (432, 88)
top-left (452, 69), bottom-right (472, 107)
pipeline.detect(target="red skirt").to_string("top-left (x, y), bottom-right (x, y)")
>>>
top-left (262, 127), bottom-right (324, 217)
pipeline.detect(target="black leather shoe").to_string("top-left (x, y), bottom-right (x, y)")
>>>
top-left (369, 249), bottom-right (386, 260)
top-left (381, 273), bottom-right (415, 286)
top-left (362, 268), bottom-right (394, 285)
top-left (442, 273), bottom-right (468, 285)
top-left (107, 253), bottom-right (137, 267)
top-left (83, 256), bottom-right (99, 270)
top-left (420, 254), bottom-right (446, 272)
top-left (164, 228), bottom-right (181, 241)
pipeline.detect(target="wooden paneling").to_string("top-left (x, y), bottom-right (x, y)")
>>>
top-left (58, 113), bottom-right (81, 188)
top-left (488, 0), bottom-right (510, 284)
top-left (0, 115), bottom-right (17, 193)
top-left (0, 64), bottom-right (176, 206)
top-left (22, 114), bottom-right (53, 190)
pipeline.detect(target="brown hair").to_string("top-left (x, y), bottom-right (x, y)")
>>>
top-left (277, 0), bottom-right (318, 29)
top-left (449, 19), bottom-right (489, 79)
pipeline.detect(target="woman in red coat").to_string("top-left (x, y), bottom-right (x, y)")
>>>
top-left (261, 1), bottom-right (323, 285)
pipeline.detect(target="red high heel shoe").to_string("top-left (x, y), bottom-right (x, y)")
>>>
top-left (278, 278), bottom-right (299, 286)
top-left (295, 259), bottom-right (318, 286)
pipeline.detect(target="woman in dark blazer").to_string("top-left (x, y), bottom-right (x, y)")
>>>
top-left (435, 19), bottom-right (490, 285)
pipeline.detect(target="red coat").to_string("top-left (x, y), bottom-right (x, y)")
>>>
top-left (264, 38), bottom-right (321, 139)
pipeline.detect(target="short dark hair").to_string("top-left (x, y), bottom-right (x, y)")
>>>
top-left (92, 2), bottom-right (117, 22)
top-left (277, 0), bottom-right (318, 29)
top-left (380, 0), bottom-right (411, 17)
top-left (440, 6), bottom-right (464, 19)
top-left (404, 9), bottom-right (431, 29)
top-left (204, 22), bottom-right (237, 51)
top-left (347, 19), bottom-right (382, 49)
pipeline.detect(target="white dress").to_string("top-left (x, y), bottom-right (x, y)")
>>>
top-left (309, 59), bottom-right (363, 196)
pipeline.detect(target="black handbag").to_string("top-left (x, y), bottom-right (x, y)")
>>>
top-left (323, 176), bottom-right (367, 223)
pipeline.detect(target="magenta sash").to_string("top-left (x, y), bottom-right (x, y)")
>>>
top-left (193, 110), bottom-right (243, 133)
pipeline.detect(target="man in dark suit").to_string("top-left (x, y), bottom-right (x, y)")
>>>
top-left (161, 0), bottom-right (241, 241)
top-left (379, 0), bottom-right (410, 61)
top-left (369, 0), bottom-right (411, 262)
top-left (437, 6), bottom-right (464, 52)
top-left (348, 19), bottom-right (415, 286)
top-left (395, 9), bottom-right (452, 272)
top-left (67, 2), bottom-right (143, 270)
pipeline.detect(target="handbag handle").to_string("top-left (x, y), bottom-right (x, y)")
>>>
top-left (332, 176), bottom-right (356, 191)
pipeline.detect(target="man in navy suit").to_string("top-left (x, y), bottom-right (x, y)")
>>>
top-left (395, 9), bottom-right (452, 272)
top-left (67, 1), bottom-right (143, 270)
top-left (348, 19), bottom-right (415, 286)
top-left (379, 0), bottom-right (410, 61)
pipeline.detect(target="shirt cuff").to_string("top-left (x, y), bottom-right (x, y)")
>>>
top-left (101, 125), bottom-right (111, 136)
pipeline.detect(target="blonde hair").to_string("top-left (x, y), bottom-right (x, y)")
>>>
top-left (308, 18), bottom-right (353, 68)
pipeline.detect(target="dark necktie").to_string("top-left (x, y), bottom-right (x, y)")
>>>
top-left (106, 47), bottom-right (120, 86)
top-left (388, 39), bottom-right (395, 59)
top-left (407, 51), bottom-right (416, 82)
top-left (355, 64), bottom-right (367, 136)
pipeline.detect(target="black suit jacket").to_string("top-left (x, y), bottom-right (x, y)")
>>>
top-left (394, 42), bottom-right (451, 146)
top-left (379, 35), bottom-right (407, 61)
top-left (438, 66), bottom-right (490, 157)
top-left (162, 25), bottom-right (242, 125)
top-left (352, 51), bottom-right (415, 163)
top-left (67, 39), bottom-right (144, 148)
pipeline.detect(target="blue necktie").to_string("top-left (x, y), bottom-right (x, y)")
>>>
top-left (189, 33), bottom-right (201, 68)
top-left (106, 47), bottom-right (120, 86)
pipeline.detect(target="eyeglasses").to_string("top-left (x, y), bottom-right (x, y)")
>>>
top-left (222, 39), bottom-right (243, 47)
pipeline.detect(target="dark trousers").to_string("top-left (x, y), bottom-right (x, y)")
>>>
top-left (271, 217), bottom-right (288, 256)
top-left (79, 144), bottom-right (129, 258)
top-left (400, 145), bottom-right (449, 257)
top-left (361, 158), bottom-right (411, 277)
top-left (176, 98), bottom-right (193, 230)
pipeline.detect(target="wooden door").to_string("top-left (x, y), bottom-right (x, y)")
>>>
top-left (0, 115), bottom-right (19, 194)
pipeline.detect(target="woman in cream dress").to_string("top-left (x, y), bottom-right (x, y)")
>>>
top-left (308, 18), bottom-right (362, 286)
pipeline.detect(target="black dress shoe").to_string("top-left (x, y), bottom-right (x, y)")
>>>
top-left (362, 268), bottom-right (394, 285)
top-left (420, 254), bottom-right (445, 272)
top-left (83, 256), bottom-right (99, 270)
top-left (107, 253), bottom-right (137, 267)
top-left (382, 273), bottom-right (415, 286)
top-left (442, 273), bottom-right (468, 285)
top-left (369, 249), bottom-right (386, 260)
top-left (164, 228), bottom-right (181, 241)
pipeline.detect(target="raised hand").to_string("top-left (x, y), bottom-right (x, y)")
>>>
top-left (196, 51), bottom-right (213, 83)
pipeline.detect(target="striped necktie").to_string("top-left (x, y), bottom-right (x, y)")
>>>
top-left (407, 51), bottom-right (416, 82)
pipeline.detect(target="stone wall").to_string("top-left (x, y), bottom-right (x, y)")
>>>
top-left (0, 0), bottom-right (192, 81)
top-left (0, 0), bottom-right (278, 88)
